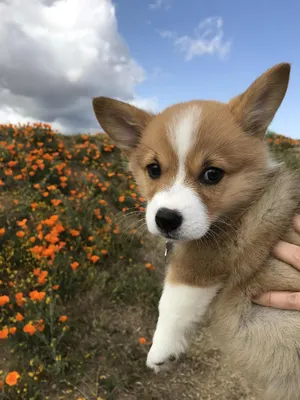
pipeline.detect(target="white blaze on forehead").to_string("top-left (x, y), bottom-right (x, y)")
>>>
top-left (167, 105), bottom-right (202, 181)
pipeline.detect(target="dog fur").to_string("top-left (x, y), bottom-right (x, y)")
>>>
top-left (92, 63), bottom-right (300, 399)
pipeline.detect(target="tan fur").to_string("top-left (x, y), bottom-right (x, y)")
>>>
top-left (92, 63), bottom-right (300, 399)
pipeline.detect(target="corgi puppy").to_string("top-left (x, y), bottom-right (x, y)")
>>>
top-left (92, 63), bottom-right (300, 400)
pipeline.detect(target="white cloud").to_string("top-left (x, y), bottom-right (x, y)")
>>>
top-left (0, 0), bottom-right (156, 133)
top-left (159, 17), bottom-right (231, 60)
top-left (149, 0), bottom-right (172, 11)
top-left (129, 96), bottom-right (159, 113)
top-left (158, 30), bottom-right (176, 39)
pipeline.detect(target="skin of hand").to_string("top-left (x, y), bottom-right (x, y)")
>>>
top-left (252, 215), bottom-right (300, 310)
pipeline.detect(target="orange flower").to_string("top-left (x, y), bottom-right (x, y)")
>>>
top-left (23, 323), bottom-right (36, 336)
top-left (70, 229), bottom-right (80, 237)
top-left (5, 371), bottom-right (20, 386)
top-left (30, 245), bottom-right (43, 256)
top-left (44, 153), bottom-right (53, 161)
top-left (4, 168), bottom-right (13, 176)
top-left (8, 160), bottom-right (18, 167)
top-left (139, 337), bottom-right (146, 345)
top-left (37, 224), bottom-right (43, 231)
top-left (29, 290), bottom-right (46, 302)
top-left (9, 327), bottom-right (16, 335)
top-left (70, 261), bottom-right (79, 271)
top-left (43, 215), bottom-right (59, 227)
top-left (33, 268), bottom-right (41, 276)
top-left (0, 295), bottom-right (9, 306)
top-left (58, 315), bottom-right (68, 323)
top-left (51, 199), bottom-right (62, 206)
top-left (36, 319), bottom-right (45, 332)
top-left (52, 285), bottom-right (59, 290)
top-left (31, 202), bottom-right (38, 210)
top-left (37, 271), bottom-right (48, 284)
top-left (118, 195), bottom-right (125, 203)
top-left (0, 328), bottom-right (9, 339)
top-left (54, 223), bottom-right (64, 233)
top-left (47, 185), bottom-right (57, 191)
top-left (145, 263), bottom-right (156, 271)
top-left (14, 174), bottom-right (22, 182)
top-left (101, 250), bottom-right (108, 255)
top-left (113, 226), bottom-right (120, 234)
top-left (42, 246), bottom-right (55, 257)
top-left (43, 191), bottom-right (49, 197)
top-left (90, 255), bottom-right (100, 263)
top-left (17, 219), bottom-right (27, 228)
top-left (15, 292), bottom-right (25, 307)
top-left (0, 227), bottom-right (5, 235)
top-left (16, 231), bottom-right (25, 238)
top-left (16, 312), bottom-right (24, 321)
top-left (45, 232), bottom-right (59, 244)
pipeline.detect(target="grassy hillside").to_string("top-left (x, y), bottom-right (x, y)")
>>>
top-left (0, 124), bottom-right (299, 400)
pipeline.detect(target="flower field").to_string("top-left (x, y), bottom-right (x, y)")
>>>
top-left (266, 131), bottom-right (300, 168)
top-left (0, 123), bottom-right (161, 399)
top-left (0, 124), bottom-right (299, 400)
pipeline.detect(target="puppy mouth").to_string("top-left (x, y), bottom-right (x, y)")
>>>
top-left (157, 227), bottom-right (211, 242)
top-left (158, 229), bottom-right (193, 242)
top-left (161, 231), bottom-right (180, 241)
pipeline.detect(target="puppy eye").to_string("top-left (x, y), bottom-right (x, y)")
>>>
top-left (199, 167), bottom-right (224, 185)
top-left (146, 163), bottom-right (161, 179)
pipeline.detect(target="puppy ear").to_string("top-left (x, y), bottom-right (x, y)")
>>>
top-left (92, 97), bottom-right (153, 151)
top-left (229, 63), bottom-right (290, 138)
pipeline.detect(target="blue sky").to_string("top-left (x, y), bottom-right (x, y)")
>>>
top-left (0, 0), bottom-right (299, 136)
top-left (114, 0), bottom-right (300, 138)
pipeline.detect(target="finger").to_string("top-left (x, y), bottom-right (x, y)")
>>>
top-left (252, 291), bottom-right (300, 311)
top-left (293, 214), bottom-right (300, 234)
top-left (273, 241), bottom-right (300, 271)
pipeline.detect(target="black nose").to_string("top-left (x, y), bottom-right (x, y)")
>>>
top-left (155, 208), bottom-right (183, 233)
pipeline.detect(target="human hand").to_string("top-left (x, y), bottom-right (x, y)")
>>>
top-left (252, 215), bottom-right (300, 310)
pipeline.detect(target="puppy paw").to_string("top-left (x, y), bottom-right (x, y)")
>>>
top-left (146, 333), bottom-right (187, 373)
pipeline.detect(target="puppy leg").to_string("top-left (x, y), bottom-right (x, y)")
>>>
top-left (146, 273), bottom-right (221, 372)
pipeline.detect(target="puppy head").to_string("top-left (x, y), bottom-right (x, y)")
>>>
top-left (93, 63), bottom-right (290, 241)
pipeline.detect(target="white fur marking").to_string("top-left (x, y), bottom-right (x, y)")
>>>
top-left (146, 282), bottom-right (221, 372)
top-left (168, 105), bottom-right (202, 182)
top-left (146, 182), bottom-right (209, 240)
